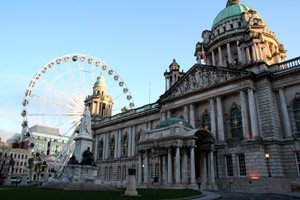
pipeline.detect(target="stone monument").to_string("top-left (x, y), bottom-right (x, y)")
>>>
top-left (73, 106), bottom-right (94, 163)
top-left (124, 168), bottom-right (139, 196)
top-left (61, 105), bottom-right (98, 184)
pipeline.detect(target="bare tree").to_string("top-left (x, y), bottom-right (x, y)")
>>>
top-left (0, 152), bottom-right (14, 185)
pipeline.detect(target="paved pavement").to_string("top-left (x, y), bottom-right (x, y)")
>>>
top-left (197, 191), bottom-right (300, 200)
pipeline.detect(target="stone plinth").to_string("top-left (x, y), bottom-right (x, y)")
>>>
top-left (63, 165), bottom-right (98, 183)
top-left (73, 134), bottom-right (94, 163)
top-left (124, 168), bottom-right (139, 196)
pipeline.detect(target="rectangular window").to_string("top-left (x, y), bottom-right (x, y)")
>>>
top-left (104, 167), bottom-right (108, 180)
top-left (109, 167), bottom-right (112, 180)
top-left (122, 166), bottom-right (127, 180)
top-left (225, 155), bottom-right (233, 176)
top-left (117, 166), bottom-right (121, 180)
top-left (154, 163), bottom-right (159, 178)
top-left (296, 152), bottom-right (300, 176)
top-left (237, 153), bottom-right (247, 176)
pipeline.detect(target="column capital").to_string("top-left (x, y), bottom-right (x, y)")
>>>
top-left (216, 95), bottom-right (224, 101)
top-left (274, 87), bottom-right (285, 93)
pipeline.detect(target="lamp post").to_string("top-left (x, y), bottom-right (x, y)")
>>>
top-left (265, 153), bottom-right (271, 177)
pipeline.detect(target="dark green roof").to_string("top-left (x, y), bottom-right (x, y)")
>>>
top-left (156, 117), bottom-right (193, 129)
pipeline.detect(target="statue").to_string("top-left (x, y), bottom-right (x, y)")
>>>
top-left (79, 106), bottom-right (92, 135)
top-left (80, 147), bottom-right (95, 166)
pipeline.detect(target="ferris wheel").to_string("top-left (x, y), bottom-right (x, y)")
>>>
top-left (21, 54), bottom-right (135, 146)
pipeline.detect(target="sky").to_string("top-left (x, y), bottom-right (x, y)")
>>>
top-left (0, 0), bottom-right (299, 142)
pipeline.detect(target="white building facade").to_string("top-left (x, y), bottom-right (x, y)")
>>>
top-left (89, 0), bottom-right (300, 192)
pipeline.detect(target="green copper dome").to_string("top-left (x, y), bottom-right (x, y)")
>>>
top-left (156, 117), bottom-right (193, 129)
top-left (212, 4), bottom-right (254, 29)
top-left (94, 74), bottom-right (106, 87)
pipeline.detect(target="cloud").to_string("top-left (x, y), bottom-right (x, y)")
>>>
top-left (0, 129), bottom-right (16, 143)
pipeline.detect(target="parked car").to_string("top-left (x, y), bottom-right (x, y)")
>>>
top-left (10, 176), bottom-right (21, 185)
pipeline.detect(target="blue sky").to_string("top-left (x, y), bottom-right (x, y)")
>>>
top-left (0, 0), bottom-right (299, 141)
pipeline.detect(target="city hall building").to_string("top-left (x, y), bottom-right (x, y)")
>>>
top-left (89, 0), bottom-right (300, 192)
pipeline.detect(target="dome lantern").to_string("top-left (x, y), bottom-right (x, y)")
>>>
top-left (226, 0), bottom-right (240, 7)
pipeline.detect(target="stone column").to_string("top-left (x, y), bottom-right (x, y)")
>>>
top-left (105, 132), bottom-right (109, 159)
top-left (266, 41), bottom-right (272, 57)
top-left (94, 135), bottom-right (99, 160)
top-left (200, 153), bottom-right (207, 190)
top-left (175, 146), bottom-right (181, 184)
top-left (167, 110), bottom-right (172, 119)
top-left (164, 155), bottom-right (168, 184)
top-left (182, 148), bottom-right (188, 184)
top-left (227, 43), bottom-right (232, 64)
top-left (189, 104), bottom-right (195, 128)
top-left (128, 128), bottom-right (132, 157)
top-left (258, 43), bottom-right (263, 60)
top-left (207, 151), bottom-right (217, 190)
top-left (115, 130), bottom-right (119, 158)
top-left (118, 130), bottom-right (122, 158)
top-left (212, 50), bottom-right (216, 66)
top-left (248, 88), bottom-right (259, 138)
top-left (190, 146), bottom-right (196, 184)
top-left (148, 121), bottom-right (152, 130)
top-left (252, 44), bottom-right (257, 62)
top-left (102, 134), bottom-right (106, 160)
top-left (240, 90), bottom-right (249, 140)
top-left (246, 47), bottom-right (251, 64)
top-left (210, 98), bottom-right (217, 138)
top-left (144, 151), bottom-right (149, 184)
top-left (167, 147), bottom-right (172, 184)
top-left (216, 97), bottom-right (225, 142)
top-left (161, 111), bottom-right (166, 121)
top-left (218, 46), bottom-right (223, 66)
top-left (237, 41), bottom-right (242, 63)
top-left (131, 126), bottom-right (136, 156)
top-left (159, 156), bottom-right (163, 184)
top-left (279, 88), bottom-right (292, 137)
top-left (138, 152), bottom-right (143, 184)
top-left (184, 105), bottom-right (189, 122)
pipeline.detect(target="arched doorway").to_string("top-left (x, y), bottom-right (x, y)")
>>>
top-left (194, 129), bottom-right (216, 190)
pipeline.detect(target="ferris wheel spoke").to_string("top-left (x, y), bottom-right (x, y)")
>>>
top-left (28, 113), bottom-right (83, 117)
top-left (54, 117), bottom-right (81, 129)
top-left (38, 78), bottom-right (73, 103)
top-left (30, 94), bottom-right (78, 111)
top-left (64, 62), bottom-right (86, 100)
top-left (49, 67), bottom-right (83, 104)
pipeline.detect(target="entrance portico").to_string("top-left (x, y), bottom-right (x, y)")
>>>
top-left (137, 118), bottom-right (218, 191)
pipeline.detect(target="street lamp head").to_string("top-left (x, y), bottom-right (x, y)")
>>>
top-left (265, 153), bottom-right (270, 158)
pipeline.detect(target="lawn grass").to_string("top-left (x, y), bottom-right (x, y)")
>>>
top-left (0, 186), bottom-right (201, 200)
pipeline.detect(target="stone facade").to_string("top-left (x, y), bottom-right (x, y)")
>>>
top-left (89, 0), bottom-right (300, 192)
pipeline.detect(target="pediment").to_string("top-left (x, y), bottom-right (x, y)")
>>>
top-left (160, 64), bottom-right (252, 102)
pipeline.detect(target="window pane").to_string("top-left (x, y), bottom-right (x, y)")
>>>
top-left (226, 155), bottom-right (233, 176)
top-left (238, 154), bottom-right (247, 176)
top-left (230, 108), bottom-right (243, 140)
top-left (294, 100), bottom-right (300, 132)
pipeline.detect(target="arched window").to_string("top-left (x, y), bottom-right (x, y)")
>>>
top-left (230, 105), bottom-right (243, 140)
top-left (110, 137), bottom-right (115, 158)
top-left (98, 139), bottom-right (103, 160)
top-left (136, 129), bottom-right (143, 143)
top-left (122, 134), bottom-right (128, 157)
top-left (202, 112), bottom-right (211, 131)
top-left (294, 99), bottom-right (300, 132)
